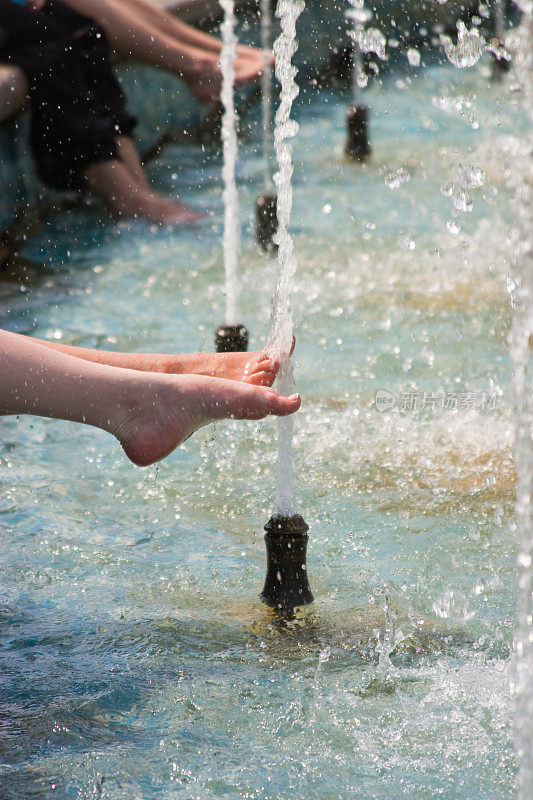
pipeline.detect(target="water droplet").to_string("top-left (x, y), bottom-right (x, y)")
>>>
top-left (447, 219), bottom-right (461, 235)
top-left (453, 191), bottom-right (473, 212)
top-left (356, 71), bottom-right (369, 89)
top-left (385, 167), bottom-right (411, 190)
top-left (351, 26), bottom-right (387, 60)
top-left (441, 22), bottom-right (484, 68)
top-left (458, 163), bottom-right (485, 188)
top-left (407, 48), bottom-right (421, 67)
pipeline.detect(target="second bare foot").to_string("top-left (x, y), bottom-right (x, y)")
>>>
top-left (113, 374), bottom-right (301, 466)
top-left (161, 339), bottom-right (295, 386)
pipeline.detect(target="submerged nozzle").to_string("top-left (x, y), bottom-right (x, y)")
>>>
top-left (345, 104), bottom-right (371, 162)
top-left (491, 49), bottom-right (510, 77)
top-left (260, 514), bottom-right (314, 612)
top-left (215, 323), bottom-right (249, 352)
top-left (255, 194), bottom-right (278, 252)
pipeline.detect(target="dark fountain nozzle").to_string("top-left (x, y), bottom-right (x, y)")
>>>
top-left (255, 193), bottom-right (278, 252)
top-left (215, 323), bottom-right (249, 353)
top-left (491, 48), bottom-right (511, 78)
top-left (260, 514), bottom-right (314, 613)
top-left (345, 104), bottom-right (371, 162)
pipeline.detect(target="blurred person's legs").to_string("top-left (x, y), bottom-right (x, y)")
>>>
top-left (46, 0), bottom-right (267, 103)
top-left (114, 0), bottom-right (269, 77)
top-left (84, 157), bottom-right (203, 224)
top-left (0, 0), bottom-right (200, 223)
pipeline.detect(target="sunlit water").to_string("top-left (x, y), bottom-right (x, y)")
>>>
top-left (260, 0), bottom-right (274, 191)
top-left (0, 56), bottom-right (530, 799)
top-left (267, 0), bottom-right (304, 517)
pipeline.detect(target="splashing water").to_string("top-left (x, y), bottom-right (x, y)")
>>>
top-left (407, 47), bottom-right (421, 67)
top-left (220, 0), bottom-right (240, 325)
top-left (267, 0), bottom-right (305, 517)
top-left (261, 0), bottom-right (274, 191)
top-left (508, 7), bottom-right (533, 798)
top-left (441, 21), bottom-right (485, 68)
top-left (494, 0), bottom-right (505, 42)
top-left (351, 26), bottom-right (387, 61)
top-left (374, 590), bottom-right (403, 679)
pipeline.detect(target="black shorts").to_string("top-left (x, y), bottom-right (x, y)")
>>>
top-left (0, 0), bottom-right (137, 190)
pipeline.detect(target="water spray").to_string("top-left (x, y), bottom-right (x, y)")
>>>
top-left (345, 0), bottom-right (371, 161)
top-left (260, 0), bottom-right (313, 615)
top-left (256, 0), bottom-right (279, 252)
top-left (215, 0), bottom-right (248, 353)
top-left (509, 7), bottom-right (533, 797)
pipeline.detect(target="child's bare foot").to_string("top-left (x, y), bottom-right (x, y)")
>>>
top-left (114, 374), bottom-right (301, 467)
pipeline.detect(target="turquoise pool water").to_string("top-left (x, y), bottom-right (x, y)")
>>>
top-left (0, 54), bottom-right (528, 799)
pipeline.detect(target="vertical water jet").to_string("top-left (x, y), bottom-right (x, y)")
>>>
top-left (491, 0), bottom-right (510, 75)
top-left (215, 0), bottom-right (248, 353)
top-left (256, 0), bottom-right (279, 252)
top-left (260, 0), bottom-right (313, 614)
top-left (345, 0), bottom-right (371, 161)
top-left (508, 6), bottom-right (533, 798)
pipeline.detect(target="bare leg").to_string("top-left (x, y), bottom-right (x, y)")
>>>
top-left (21, 333), bottom-right (295, 386)
top-left (123, 0), bottom-right (269, 63)
top-left (84, 158), bottom-right (203, 225)
top-left (0, 330), bottom-right (301, 466)
top-left (116, 136), bottom-right (151, 190)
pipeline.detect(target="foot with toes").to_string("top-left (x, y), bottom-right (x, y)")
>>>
top-left (115, 373), bottom-right (301, 467)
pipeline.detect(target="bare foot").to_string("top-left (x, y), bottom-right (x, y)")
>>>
top-left (186, 50), bottom-right (272, 104)
top-left (85, 160), bottom-right (204, 225)
top-left (114, 374), bottom-right (301, 467)
top-left (162, 339), bottom-right (296, 386)
top-left (185, 56), bottom-right (223, 104)
top-left (165, 349), bottom-right (275, 385)
top-left (234, 50), bottom-right (271, 88)
top-left (118, 193), bottom-right (205, 226)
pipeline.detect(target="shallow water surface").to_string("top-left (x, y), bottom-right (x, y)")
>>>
top-left (0, 57), bottom-right (528, 799)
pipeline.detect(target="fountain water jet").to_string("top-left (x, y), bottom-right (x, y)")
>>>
top-left (260, 0), bottom-right (313, 614)
top-left (345, 0), bottom-right (372, 161)
top-left (215, 0), bottom-right (248, 353)
top-left (256, 0), bottom-right (279, 252)
top-left (508, 4), bottom-right (533, 797)
top-left (492, 0), bottom-right (511, 75)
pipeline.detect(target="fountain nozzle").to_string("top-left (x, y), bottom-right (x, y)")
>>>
top-left (491, 47), bottom-right (510, 77)
top-left (256, 193), bottom-right (278, 252)
top-left (260, 514), bottom-right (314, 612)
top-left (346, 104), bottom-right (371, 161)
top-left (215, 324), bottom-right (249, 352)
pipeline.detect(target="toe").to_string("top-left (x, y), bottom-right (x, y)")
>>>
top-left (245, 370), bottom-right (275, 387)
top-left (253, 356), bottom-right (274, 373)
top-left (268, 391), bottom-right (301, 416)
